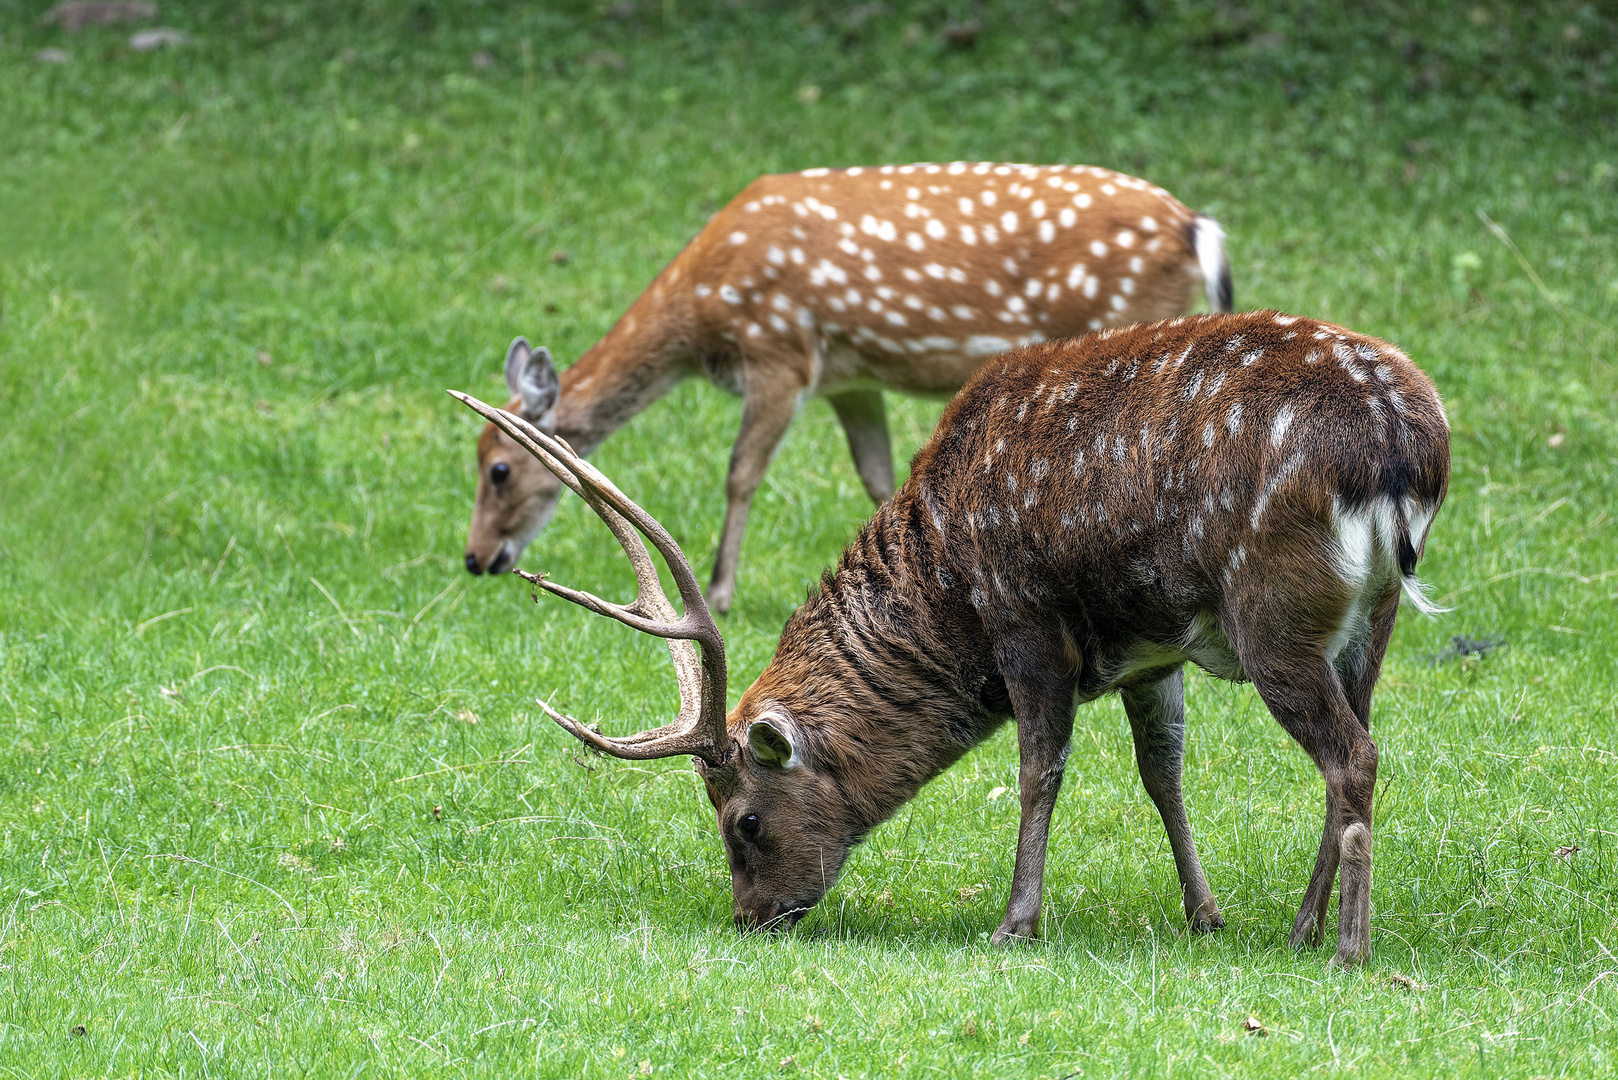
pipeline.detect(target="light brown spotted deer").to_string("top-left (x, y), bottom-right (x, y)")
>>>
top-left (454, 309), bottom-right (1449, 967)
top-left (464, 161), bottom-right (1232, 612)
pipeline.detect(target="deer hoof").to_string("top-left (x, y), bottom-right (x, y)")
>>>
top-left (990, 914), bottom-right (1039, 945)
top-left (1328, 946), bottom-right (1368, 969)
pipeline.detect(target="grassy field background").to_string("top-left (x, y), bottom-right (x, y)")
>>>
top-left (2, 1), bottom-right (1616, 1075)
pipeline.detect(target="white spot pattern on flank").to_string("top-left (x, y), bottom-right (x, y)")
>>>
top-left (1090, 240), bottom-right (1108, 257)
top-left (1251, 450), bottom-right (1307, 529)
top-left (1271, 403), bottom-right (1296, 447)
top-left (1227, 403), bottom-right (1243, 435)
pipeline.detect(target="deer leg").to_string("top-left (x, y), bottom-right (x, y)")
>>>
top-left (989, 629), bottom-right (1079, 945)
top-left (707, 377), bottom-right (801, 615)
top-left (1340, 589), bottom-right (1400, 730)
top-left (1120, 669), bottom-right (1223, 932)
top-left (1291, 590), bottom-right (1401, 948)
top-left (1234, 638), bottom-right (1380, 967)
top-left (826, 389), bottom-right (895, 505)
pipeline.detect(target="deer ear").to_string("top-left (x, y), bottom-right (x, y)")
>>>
top-left (504, 337), bottom-right (559, 425)
top-left (746, 716), bottom-right (800, 770)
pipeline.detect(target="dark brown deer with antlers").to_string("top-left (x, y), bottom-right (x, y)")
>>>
top-left (464, 161), bottom-right (1231, 613)
top-left (451, 308), bottom-right (1449, 967)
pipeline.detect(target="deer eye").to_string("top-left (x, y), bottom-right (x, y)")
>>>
top-left (490, 462), bottom-right (511, 483)
top-left (737, 814), bottom-right (760, 842)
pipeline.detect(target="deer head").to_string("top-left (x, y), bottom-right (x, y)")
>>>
top-left (451, 390), bottom-right (862, 929)
top-left (464, 338), bottom-right (564, 576)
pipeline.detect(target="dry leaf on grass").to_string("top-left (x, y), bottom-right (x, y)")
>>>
top-left (1242, 1015), bottom-right (1267, 1036)
top-left (1389, 972), bottom-right (1432, 991)
top-left (1555, 844), bottom-right (1580, 860)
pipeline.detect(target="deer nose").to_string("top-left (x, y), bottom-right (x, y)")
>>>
top-left (464, 553), bottom-right (483, 575)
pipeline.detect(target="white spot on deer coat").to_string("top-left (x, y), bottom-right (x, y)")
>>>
top-left (1271, 403), bottom-right (1296, 446)
top-left (965, 335), bottom-right (1013, 356)
top-left (720, 285), bottom-right (743, 304)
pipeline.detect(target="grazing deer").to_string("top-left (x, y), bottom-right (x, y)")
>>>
top-left (451, 308), bottom-right (1448, 967)
top-left (464, 162), bottom-right (1232, 613)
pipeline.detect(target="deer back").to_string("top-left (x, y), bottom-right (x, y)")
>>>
top-left (676, 162), bottom-right (1224, 396)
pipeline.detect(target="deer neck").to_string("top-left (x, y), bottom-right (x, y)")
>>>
top-left (552, 276), bottom-right (697, 455)
top-left (763, 495), bottom-right (1005, 835)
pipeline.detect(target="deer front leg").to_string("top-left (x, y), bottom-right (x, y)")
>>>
top-left (1120, 670), bottom-right (1223, 932)
top-left (707, 373), bottom-right (802, 615)
top-left (989, 629), bottom-right (1078, 945)
top-left (826, 389), bottom-right (895, 505)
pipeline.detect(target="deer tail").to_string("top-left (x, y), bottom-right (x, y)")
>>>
top-left (1190, 214), bottom-right (1233, 313)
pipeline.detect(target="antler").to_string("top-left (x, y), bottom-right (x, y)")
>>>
top-left (449, 390), bottom-right (732, 766)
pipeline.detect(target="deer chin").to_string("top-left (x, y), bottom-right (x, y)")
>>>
top-left (483, 540), bottom-right (518, 576)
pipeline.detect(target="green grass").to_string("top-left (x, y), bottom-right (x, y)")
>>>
top-left (2, 0), bottom-right (1616, 1075)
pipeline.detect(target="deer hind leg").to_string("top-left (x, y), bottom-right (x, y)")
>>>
top-left (826, 389), bottom-right (895, 505)
top-left (706, 372), bottom-right (803, 615)
top-left (1228, 617), bottom-right (1380, 967)
top-left (1287, 586), bottom-right (1401, 950)
top-left (1121, 669), bottom-right (1223, 932)
top-left (989, 626), bottom-right (1079, 945)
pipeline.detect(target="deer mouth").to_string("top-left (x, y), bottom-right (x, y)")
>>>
top-left (466, 541), bottom-right (517, 576)
top-left (736, 899), bottom-right (818, 934)
top-left (484, 541), bottom-right (517, 576)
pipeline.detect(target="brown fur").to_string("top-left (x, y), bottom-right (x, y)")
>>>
top-left (686, 311), bottom-right (1448, 966)
top-left (465, 162), bottom-right (1231, 610)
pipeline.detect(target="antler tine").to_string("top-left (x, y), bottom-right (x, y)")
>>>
top-left (449, 390), bottom-right (731, 765)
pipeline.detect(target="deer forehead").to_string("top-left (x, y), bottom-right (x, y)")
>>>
top-left (475, 406), bottom-right (525, 462)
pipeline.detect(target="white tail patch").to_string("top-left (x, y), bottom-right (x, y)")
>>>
top-left (1190, 216), bottom-right (1229, 313)
top-left (1332, 496), bottom-right (1447, 619)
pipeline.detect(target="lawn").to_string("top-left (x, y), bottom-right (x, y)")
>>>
top-left (1, 0), bottom-right (1616, 1075)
